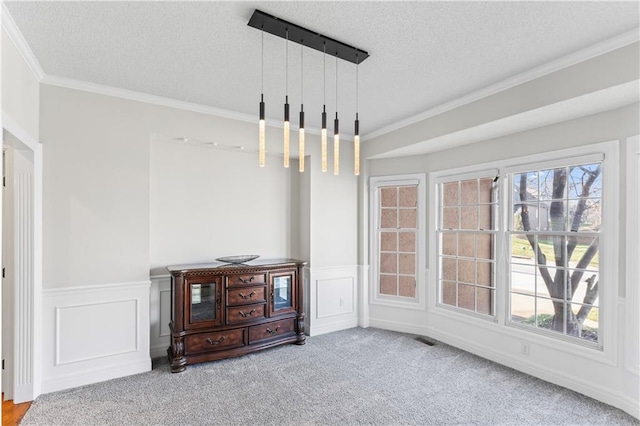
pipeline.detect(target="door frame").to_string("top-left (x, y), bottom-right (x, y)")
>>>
top-left (1, 113), bottom-right (42, 403)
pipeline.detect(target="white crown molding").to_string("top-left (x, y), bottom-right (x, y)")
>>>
top-left (1, 1), bottom-right (45, 80)
top-left (361, 27), bottom-right (640, 142)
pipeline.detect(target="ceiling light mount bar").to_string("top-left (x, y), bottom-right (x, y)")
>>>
top-left (248, 10), bottom-right (369, 64)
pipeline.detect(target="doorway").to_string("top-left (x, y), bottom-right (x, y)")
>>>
top-left (0, 122), bottom-right (41, 404)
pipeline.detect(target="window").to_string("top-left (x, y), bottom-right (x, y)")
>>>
top-left (436, 173), bottom-right (498, 317)
top-left (508, 159), bottom-right (602, 344)
top-left (430, 142), bottom-right (617, 351)
top-left (370, 174), bottom-right (425, 308)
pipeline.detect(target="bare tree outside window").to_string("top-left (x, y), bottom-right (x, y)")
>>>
top-left (510, 163), bottom-right (601, 342)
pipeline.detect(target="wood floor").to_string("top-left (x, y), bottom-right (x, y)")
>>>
top-left (2, 394), bottom-right (31, 426)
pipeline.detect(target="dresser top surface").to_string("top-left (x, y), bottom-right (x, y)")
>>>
top-left (167, 258), bottom-right (306, 274)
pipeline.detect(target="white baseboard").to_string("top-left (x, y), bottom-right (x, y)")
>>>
top-left (41, 358), bottom-right (151, 394)
top-left (369, 317), bottom-right (639, 420)
top-left (309, 318), bottom-right (359, 337)
top-left (41, 281), bottom-right (151, 394)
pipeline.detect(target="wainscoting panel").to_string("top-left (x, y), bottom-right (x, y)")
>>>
top-left (150, 275), bottom-right (172, 359)
top-left (55, 300), bottom-right (138, 365)
top-left (41, 281), bottom-right (151, 394)
top-left (306, 266), bottom-right (359, 336)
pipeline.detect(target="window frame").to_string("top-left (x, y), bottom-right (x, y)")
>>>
top-left (428, 141), bottom-right (619, 362)
top-left (504, 152), bottom-right (605, 349)
top-left (369, 174), bottom-right (426, 310)
top-left (434, 168), bottom-right (500, 321)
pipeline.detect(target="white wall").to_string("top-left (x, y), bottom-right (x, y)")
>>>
top-left (361, 41), bottom-right (640, 418)
top-left (1, 27), bottom-right (39, 139)
top-left (149, 137), bottom-right (295, 274)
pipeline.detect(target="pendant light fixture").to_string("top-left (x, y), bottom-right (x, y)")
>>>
top-left (321, 42), bottom-right (328, 173)
top-left (299, 41), bottom-right (305, 173)
top-left (283, 28), bottom-right (290, 168)
top-left (258, 26), bottom-right (266, 167)
top-left (334, 52), bottom-right (340, 175)
top-left (248, 10), bottom-right (369, 175)
top-left (354, 52), bottom-right (360, 176)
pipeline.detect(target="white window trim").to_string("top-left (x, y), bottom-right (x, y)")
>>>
top-left (369, 174), bottom-right (426, 310)
top-left (625, 135), bottom-right (640, 374)
top-left (428, 141), bottom-right (619, 365)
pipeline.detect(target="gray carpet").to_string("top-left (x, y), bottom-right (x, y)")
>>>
top-left (21, 328), bottom-right (639, 425)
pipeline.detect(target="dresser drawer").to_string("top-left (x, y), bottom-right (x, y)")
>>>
top-left (185, 328), bottom-right (245, 354)
top-left (226, 303), bottom-right (266, 324)
top-left (227, 285), bottom-right (267, 306)
top-left (227, 273), bottom-right (267, 287)
top-left (249, 318), bottom-right (296, 344)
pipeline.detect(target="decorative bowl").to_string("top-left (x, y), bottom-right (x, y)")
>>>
top-left (215, 255), bottom-right (260, 264)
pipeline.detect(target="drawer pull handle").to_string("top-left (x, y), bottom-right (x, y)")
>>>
top-left (206, 336), bottom-right (226, 345)
top-left (238, 291), bottom-right (256, 300)
top-left (239, 309), bottom-right (256, 318)
top-left (266, 326), bottom-right (281, 335)
top-left (239, 276), bottom-right (254, 284)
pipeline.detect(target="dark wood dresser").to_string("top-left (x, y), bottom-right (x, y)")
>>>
top-left (167, 258), bottom-right (306, 372)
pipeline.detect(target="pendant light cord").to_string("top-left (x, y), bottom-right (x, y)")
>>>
top-left (356, 52), bottom-right (359, 113)
top-left (335, 52), bottom-right (338, 114)
top-left (261, 26), bottom-right (264, 94)
top-left (285, 29), bottom-right (289, 97)
top-left (301, 41), bottom-right (303, 103)
top-left (323, 42), bottom-right (326, 105)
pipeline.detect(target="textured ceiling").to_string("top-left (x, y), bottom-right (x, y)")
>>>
top-left (4, 1), bottom-right (639, 138)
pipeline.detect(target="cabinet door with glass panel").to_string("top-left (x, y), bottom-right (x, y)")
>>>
top-left (269, 271), bottom-right (297, 316)
top-left (185, 277), bottom-right (223, 330)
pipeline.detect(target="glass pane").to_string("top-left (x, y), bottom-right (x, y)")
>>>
top-left (381, 187), bottom-right (397, 207)
top-left (458, 233), bottom-right (475, 258)
top-left (380, 253), bottom-right (397, 274)
top-left (442, 207), bottom-right (459, 229)
top-left (476, 261), bottom-right (492, 287)
top-left (512, 235), bottom-right (535, 262)
top-left (539, 168), bottom-right (566, 200)
top-left (399, 253), bottom-right (415, 275)
top-left (380, 274), bottom-right (397, 295)
top-left (568, 198), bottom-right (601, 231)
top-left (460, 206), bottom-right (477, 230)
top-left (568, 163), bottom-right (602, 199)
top-left (479, 178), bottom-right (493, 203)
top-left (476, 287), bottom-right (493, 315)
top-left (442, 258), bottom-right (456, 281)
top-left (476, 234), bottom-right (492, 260)
top-left (191, 283), bottom-right (216, 322)
top-left (548, 200), bottom-right (567, 231)
top-left (569, 270), bottom-right (599, 307)
top-left (458, 259), bottom-right (475, 284)
top-left (535, 298), bottom-right (556, 332)
top-left (274, 276), bottom-right (292, 309)
top-left (442, 182), bottom-right (458, 207)
top-left (458, 284), bottom-right (475, 311)
top-left (478, 204), bottom-right (492, 230)
top-left (511, 264), bottom-right (536, 295)
top-left (442, 281), bottom-right (456, 306)
top-left (399, 276), bottom-right (416, 298)
top-left (536, 235), bottom-right (567, 268)
top-left (399, 208), bottom-right (417, 228)
top-left (441, 232), bottom-right (456, 256)
top-left (575, 305), bottom-right (599, 342)
top-left (460, 179), bottom-right (478, 204)
top-left (510, 293), bottom-right (535, 324)
top-left (399, 186), bottom-right (417, 207)
top-left (399, 232), bottom-right (416, 253)
top-left (381, 208), bottom-right (397, 228)
top-left (380, 231), bottom-right (397, 252)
